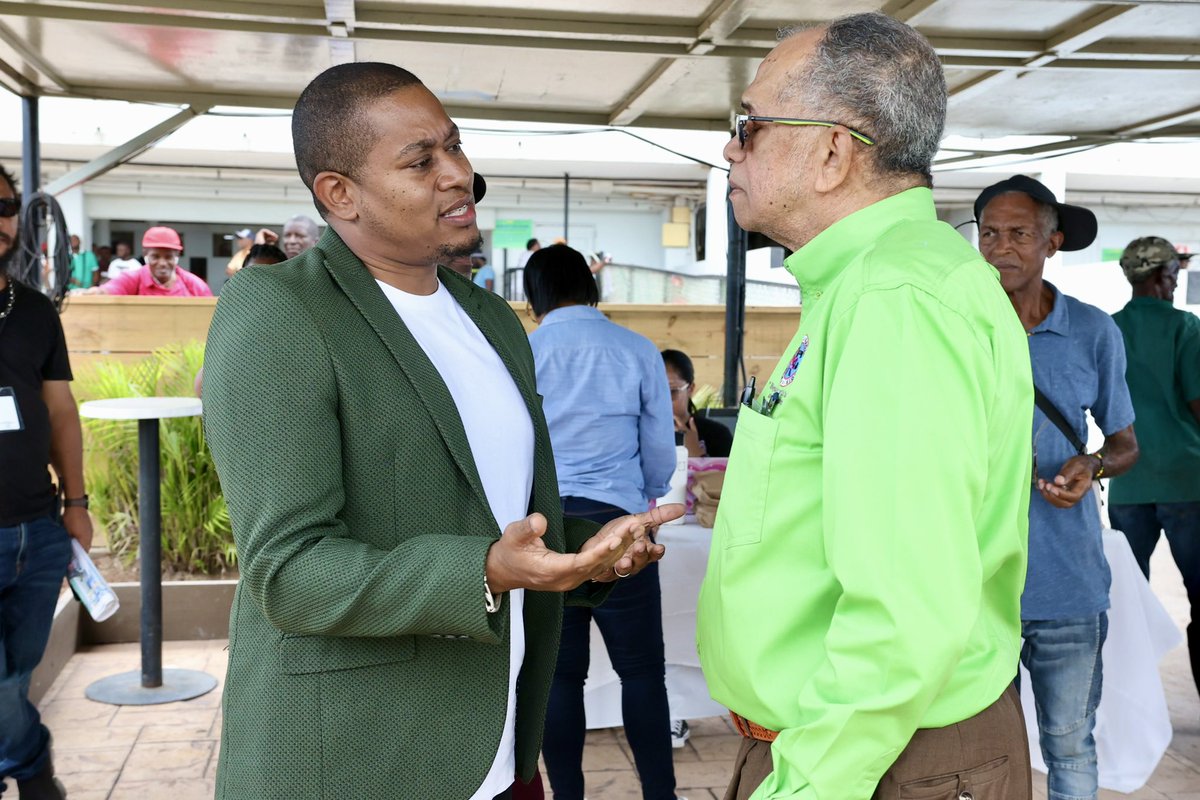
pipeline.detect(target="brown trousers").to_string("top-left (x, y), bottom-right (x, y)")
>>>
top-left (723, 685), bottom-right (1031, 800)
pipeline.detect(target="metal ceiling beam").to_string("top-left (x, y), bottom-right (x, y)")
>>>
top-left (949, 3), bottom-right (1139, 105)
top-left (608, 0), bottom-right (753, 126)
top-left (609, 61), bottom-right (681, 126)
top-left (0, 19), bottom-right (72, 92)
top-left (0, 1), bottom-right (700, 46)
top-left (1116, 104), bottom-right (1200, 135)
top-left (0, 56), bottom-right (37, 95)
top-left (47, 83), bottom-right (736, 131)
top-left (882, 0), bottom-right (945, 25)
top-left (43, 103), bottom-right (212, 195)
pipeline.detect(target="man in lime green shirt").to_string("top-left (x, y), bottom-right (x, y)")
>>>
top-left (696, 13), bottom-right (1034, 800)
top-left (1110, 236), bottom-right (1200, 701)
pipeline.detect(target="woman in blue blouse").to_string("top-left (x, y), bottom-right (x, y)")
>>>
top-left (525, 245), bottom-right (681, 800)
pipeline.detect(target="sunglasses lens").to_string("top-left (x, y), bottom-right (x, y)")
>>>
top-left (0, 199), bottom-right (17, 217)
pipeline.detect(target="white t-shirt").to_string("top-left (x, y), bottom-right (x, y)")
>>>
top-left (376, 278), bottom-right (534, 800)
top-left (106, 257), bottom-right (142, 279)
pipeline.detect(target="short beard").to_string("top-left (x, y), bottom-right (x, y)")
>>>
top-left (0, 229), bottom-right (18, 278)
top-left (436, 235), bottom-right (483, 265)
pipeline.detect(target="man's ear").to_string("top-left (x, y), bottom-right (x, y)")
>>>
top-left (812, 127), bottom-right (857, 194)
top-left (1046, 230), bottom-right (1064, 259)
top-left (313, 171), bottom-right (359, 223)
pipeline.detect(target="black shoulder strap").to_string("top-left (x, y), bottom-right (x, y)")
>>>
top-left (1033, 385), bottom-right (1087, 456)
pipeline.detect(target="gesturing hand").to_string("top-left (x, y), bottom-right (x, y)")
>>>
top-left (589, 504), bottom-right (683, 583)
top-left (485, 504), bottom-right (684, 594)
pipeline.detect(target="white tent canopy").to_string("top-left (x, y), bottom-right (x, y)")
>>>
top-left (0, 0), bottom-right (1197, 144)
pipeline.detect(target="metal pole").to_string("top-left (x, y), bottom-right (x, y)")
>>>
top-left (723, 191), bottom-right (748, 407)
top-left (563, 172), bottom-right (570, 241)
top-left (21, 95), bottom-right (39, 201)
top-left (137, 418), bottom-right (163, 688)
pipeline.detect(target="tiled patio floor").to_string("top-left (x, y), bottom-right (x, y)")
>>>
top-left (24, 544), bottom-right (1200, 800)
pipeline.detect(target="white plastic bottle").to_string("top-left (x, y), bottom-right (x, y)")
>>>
top-left (657, 445), bottom-right (689, 524)
top-left (67, 539), bottom-right (120, 622)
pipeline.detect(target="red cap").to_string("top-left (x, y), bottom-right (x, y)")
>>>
top-left (142, 226), bottom-right (183, 252)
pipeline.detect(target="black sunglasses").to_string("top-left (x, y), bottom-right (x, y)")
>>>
top-left (734, 114), bottom-right (875, 148)
top-left (0, 197), bottom-right (19, 218)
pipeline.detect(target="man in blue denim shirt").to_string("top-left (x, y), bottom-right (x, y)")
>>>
top-left (976, 175), bottom-right (1139, 800)
top-left (525, 244), bottom-right (679, 800)
top-left (0, 164), bottom-right (93, 800)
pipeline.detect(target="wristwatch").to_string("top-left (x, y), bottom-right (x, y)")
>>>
top-left (63, 494), bottom-right (89, 509)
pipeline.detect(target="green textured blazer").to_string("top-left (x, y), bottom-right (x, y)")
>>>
top-left (203, 228), bottom-right (602, 799)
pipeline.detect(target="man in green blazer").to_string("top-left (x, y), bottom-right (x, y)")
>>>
top-left (202, 62), bottom-right (679, 800)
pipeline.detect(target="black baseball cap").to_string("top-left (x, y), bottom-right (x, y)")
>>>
top-left (473, 173), bottom-right (486, 203)
top-left (973, 174), bottom-right (1098, 252)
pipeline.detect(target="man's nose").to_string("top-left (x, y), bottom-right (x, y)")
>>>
top-left (438, 158), bottom-right (473, 192)
top-left (723, 136), bottom-right (743, 165)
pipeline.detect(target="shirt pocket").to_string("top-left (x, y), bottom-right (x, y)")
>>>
top-left (715, 404), bottom-right (779, 549)
top-left (897, 755), bottom-right (1010, 800)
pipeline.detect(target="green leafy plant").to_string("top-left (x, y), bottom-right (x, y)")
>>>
top-left (76, 342), bottom-right (236, 574)
top-left (692, 384), bottom-right (723, 410)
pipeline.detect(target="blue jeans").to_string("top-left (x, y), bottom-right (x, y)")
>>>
top-left (1109, 502), bottom-right (1200, 698)
top-left (1020, 613), bottom-right (1108, 800)
top-left (542, 497), bottom-right (676, 800)
top-left (0, 515), bottom-right (71, 783)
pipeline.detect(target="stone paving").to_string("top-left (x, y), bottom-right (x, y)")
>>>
top-left (23, 545), bottom-right (1200, 800)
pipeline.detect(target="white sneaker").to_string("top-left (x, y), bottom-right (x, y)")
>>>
top-left (670, 718), bottom-right (690, 749)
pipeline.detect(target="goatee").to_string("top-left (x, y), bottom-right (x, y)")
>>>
top-left (437, 235), bottom-right (483, 265)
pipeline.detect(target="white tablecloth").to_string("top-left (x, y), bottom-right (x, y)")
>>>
top-left (585, 524), bottom-right (1184, 796)
top-left (583, 522), bottom-right (725, 728)
top-left (1019, 529), bottom-right (1183, 793)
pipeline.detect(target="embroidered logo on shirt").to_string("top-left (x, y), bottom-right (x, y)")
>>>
top-left (779, 335), bottom-right (809, 387)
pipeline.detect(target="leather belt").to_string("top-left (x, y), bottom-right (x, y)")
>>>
top-left (730, 711), bottom-right (779, 743)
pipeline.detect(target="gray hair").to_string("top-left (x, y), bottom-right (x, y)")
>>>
top-left (286, 214), bottom-right (320, 238)
top-left (1034, 200), bottom-right (1059, 238)
top-left (779, 13), bottom-right (946, 186)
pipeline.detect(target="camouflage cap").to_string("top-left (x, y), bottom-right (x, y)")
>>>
top-left (1119, 236), bottom-right (1181, 281)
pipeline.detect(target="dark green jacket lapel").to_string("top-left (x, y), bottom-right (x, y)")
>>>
top-left (316, 229), bottom-right (494, 518)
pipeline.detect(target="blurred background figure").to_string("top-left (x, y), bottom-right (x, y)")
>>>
top-left (471, 251), bottom-right (495, 291)
top-left (67, 235), bottom-right (98, 290)
top-left (661, 349), bottom-right (731, 458)
top-left (225, 228), bottom-right (254, 276)
top-left (242, 243), bottom-right (287, 269)
top-left (83, 226), bottom-right (211, 297)
top-left (280, 215), bottom-right (319, 259)
top-left (1109, 235), bottom-right (1200, 703)
top-left (517, 237), bottom-right (540, 269)
top-left (105, 241), bottom-right (140, 279)
top-left (524, 244), bottom-right (682, 800)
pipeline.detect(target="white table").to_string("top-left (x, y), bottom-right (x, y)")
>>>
top-left (583, 521), bottom-right (725, 729)
top-left (1019, 529), bottom-right (1183, 793)
top-left (584, 523), bottom-right (1184, 795)
top-left (78, 397), bottom-right (217, 705)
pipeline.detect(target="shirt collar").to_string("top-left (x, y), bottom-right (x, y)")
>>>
top-left (783, 186), bottom-right (937, 303)
top-left (540, 305), bottom-right (605, 326)
top-left (1126, 295), bottom-right (1172, 310)
top-left (1030, 281), bottom-right (1069, 337)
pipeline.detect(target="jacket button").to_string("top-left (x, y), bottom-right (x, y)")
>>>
top-left (959, 792), bottom-right (973, 800)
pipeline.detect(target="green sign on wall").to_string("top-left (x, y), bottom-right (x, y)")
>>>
top-left (1101, 248), bottom-right (1124, 262)
top-left (495, 219), bottom-right (535, 249)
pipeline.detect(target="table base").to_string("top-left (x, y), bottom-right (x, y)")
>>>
top-left (85, 668), bottom-right (217, 706)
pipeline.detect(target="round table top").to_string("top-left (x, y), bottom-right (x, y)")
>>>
top-left (79, 397), bottom-right (203, 421)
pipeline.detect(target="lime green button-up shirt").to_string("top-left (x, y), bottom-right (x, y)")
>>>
top-left (696, 188), bottom-right (1033, 800)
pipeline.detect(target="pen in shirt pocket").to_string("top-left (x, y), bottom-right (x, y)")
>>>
top-left (761, 391), bottom-right (781, 416)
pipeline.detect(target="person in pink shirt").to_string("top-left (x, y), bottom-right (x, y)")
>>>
top-left (81, 227), bottom-right (212, 297)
